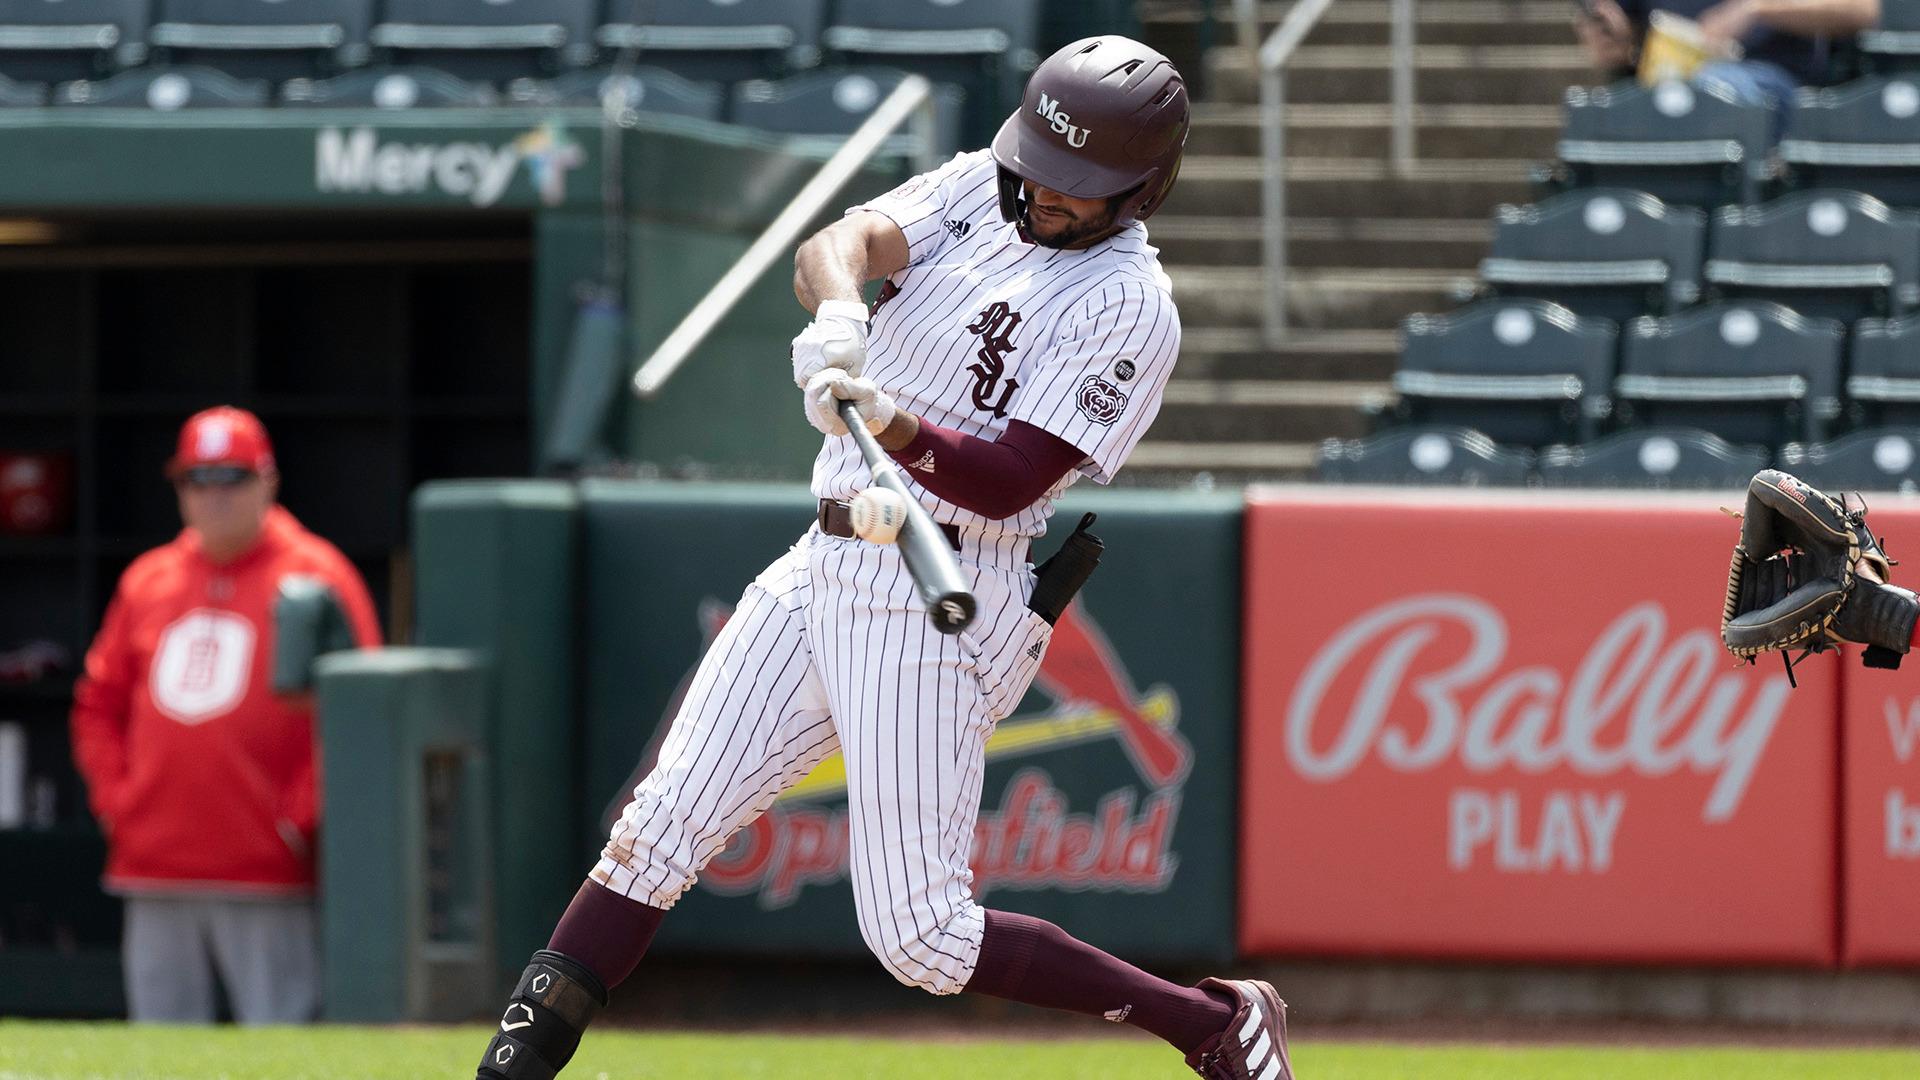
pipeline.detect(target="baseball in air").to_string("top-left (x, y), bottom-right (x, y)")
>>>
top-left (850, 487), bottom-right (908, 544)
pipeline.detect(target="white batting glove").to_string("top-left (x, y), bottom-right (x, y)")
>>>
top-left (791, 299), bottom-right (870, 388)
top-left (804, 369), bottom-right (896, 437)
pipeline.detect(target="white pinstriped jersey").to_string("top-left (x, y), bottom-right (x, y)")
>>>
top-left (811, 149), bottom-right (1182, 538)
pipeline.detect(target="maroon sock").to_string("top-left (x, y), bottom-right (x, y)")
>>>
top-left (964, 909), bottom-right (1234, 1054)
top-left (544, 880), bottom-right (666, 992)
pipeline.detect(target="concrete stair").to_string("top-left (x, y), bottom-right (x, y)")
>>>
top-left (1127, 0), bottom-right (1581, 483)
top-left (1151, 215), bottom-right (1492, 270)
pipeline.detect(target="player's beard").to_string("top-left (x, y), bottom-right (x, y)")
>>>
top-left (1025, 202), bottom-right (1116, 250)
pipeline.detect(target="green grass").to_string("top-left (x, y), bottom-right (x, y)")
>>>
top-left (2, 1022), bottom-right (1919, 1079)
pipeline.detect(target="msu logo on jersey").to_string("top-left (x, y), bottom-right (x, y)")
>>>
top-left (964, 301), bottom-right (1023, 418)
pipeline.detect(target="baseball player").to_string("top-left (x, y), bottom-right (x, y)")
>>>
top-left (476, 37), bottom-right (1292, 1080)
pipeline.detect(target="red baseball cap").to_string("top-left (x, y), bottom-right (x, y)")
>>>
top-left (166, 406), bottom-right (276, 478)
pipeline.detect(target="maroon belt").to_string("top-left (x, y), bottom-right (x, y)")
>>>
top-left (818, 499), bottom-right (961, 550)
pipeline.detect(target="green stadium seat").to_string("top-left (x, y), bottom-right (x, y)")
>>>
top-left (1535, 427), bottom-right (1769, 489)
top-left (508, 64), bottom-right (722, 120)
top-left (1860, 0), bottom-right (1920, 73)
top-left (1615, 301), bottom-right (1844, 445)
top-left (0, 70), bottom-right (45, 103)
top-left (730, 67), bottom-right (962, 160)
top-left (148, 0), bottom-right (370, 81)
top-left (1779, 77), bottom-right (1920, 207)
top-left (597, 0), bottom-right (823, 83)
top-left (279, 64), bottom-right (494, 107)
top-left (821, 0), bottom-right (1037, 145)
top-left (1480, 188), bottom-right (1706, 324)
top-left (1391, 299), bottom-right (1619, 448)
top-left (1316, 426), bottom-right (1534, 487)
top-left (1556, 79), bottom-right (1772, 207)
top-left (54, 62), bottom-right (269, 106)
top-left (1847, 314), bottom-right (1920, 426)
top-left (0, 0), bottom-right (149, 83)
top-left (1705, 190), bottom-right (1920, 323)
top-left (370, 0), bottom-right (595, 82)
top-left (1777, 427), bottom-right (1920, 491)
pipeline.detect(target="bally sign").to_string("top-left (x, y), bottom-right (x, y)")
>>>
top-left (1242, 490), bottom-right (1838, 966)
top-left (1837, 500), bottom-right (1920, 966)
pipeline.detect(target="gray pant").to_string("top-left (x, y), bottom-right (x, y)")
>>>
top-left (122, 894), bottom-right (320, 1024)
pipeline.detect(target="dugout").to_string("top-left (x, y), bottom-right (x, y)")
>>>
top-left (0, 105), bottom-right (909, 1016)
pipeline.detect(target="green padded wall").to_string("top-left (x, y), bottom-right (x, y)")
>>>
top-left (411, 480), bottom-right (580, 986)
top-left (316, 648), bottom-right (492, 1022)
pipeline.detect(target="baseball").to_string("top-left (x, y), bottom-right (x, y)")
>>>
top-left (849, 487), bottom-right (908, 544)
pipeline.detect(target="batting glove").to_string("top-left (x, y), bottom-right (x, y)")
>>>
top-left (792, 299), bottom-right (870, 388)
top-left (804, 369), bottom-right (896, 437)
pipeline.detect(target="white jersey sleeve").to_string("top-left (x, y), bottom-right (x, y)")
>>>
top-left (848, 149), bottom-right (994, 270)
top-left (1004, 278), bottom-right (1181, 484)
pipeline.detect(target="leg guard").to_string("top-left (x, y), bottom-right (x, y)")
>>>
top-left (476, 950), bottom-right (608, 1079)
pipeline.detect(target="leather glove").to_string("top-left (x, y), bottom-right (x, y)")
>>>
top-left (792, 299), bottom-right (870, 388)
top-left (804, 369), bottom-right (896, 437)
top-left (1722, 469), bottom-right (1917, 677)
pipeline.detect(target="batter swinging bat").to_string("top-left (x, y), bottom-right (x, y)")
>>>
top-left (838, 400), bottom-right (977, 634)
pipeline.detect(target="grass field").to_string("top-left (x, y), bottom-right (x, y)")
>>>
top-left (3, 1023), bottom-right (1920, 1080)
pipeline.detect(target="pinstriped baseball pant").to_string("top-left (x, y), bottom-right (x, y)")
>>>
top-left (592, 526), bottom-right (1052, 994)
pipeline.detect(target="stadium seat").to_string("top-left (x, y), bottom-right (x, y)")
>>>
top-left (55, 63), bottom-right (269, 106)
top-left (1614, 301), bottom-right (1844, 445)
top-left (0, 0), bottom-right (149, 83)
top-left (1316, 426), bottom-right (1534, 487)
top-left (1846, 314), bottom-right (1920, 426)
top-left (1534, 427), bottom-right (1768, 489)
top-left (1860, 0), bottom-right (1920, 72)
top-left (597, 0), bottom-right (823, 83)
top-left (147, 0), bottom-right (370, 81)
top-left (370, 0), bottom-right (595, 82)
top-left (1704, 190), bottom-right (1920, 323)
top-left (1480, 188), bottom-right (1706, 323)
top-left (508, 64), bottom-right (722, 120)
top-left (1779, 77), bottom-right (1920, 206)
top-left (730, 67), bottom-right (963, 161)
top-left (1556, 79), bottom-right (1772, 206)
top-left (0, 71), bottom-right (45, 103)
top-left (280, 64), bottom-right (493, 107)
top-left (821, 0), bottom-right (1038, 144)
top-left (1777, 427), bottom-right (1920, 491)
top-left (1390, 299), bottom-right (1618, 447)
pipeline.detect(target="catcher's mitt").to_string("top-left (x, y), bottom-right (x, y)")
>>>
top-left (1721, 469), bottom-right (1917, 679)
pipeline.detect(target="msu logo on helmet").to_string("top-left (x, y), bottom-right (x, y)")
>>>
top-left (989, 35), bottom-right (1191, 229)
top-left (1035, 93), bottom-right (1091, 148)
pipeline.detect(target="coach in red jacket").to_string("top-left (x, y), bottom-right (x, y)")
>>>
top-left (70, 406), bottom-right (380, 1024)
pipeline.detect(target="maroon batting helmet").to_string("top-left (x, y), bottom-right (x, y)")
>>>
top-left (990, 36), bottom-right (1190, 229)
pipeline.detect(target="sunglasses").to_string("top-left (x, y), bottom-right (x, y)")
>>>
top-left (175, 465), bottom-right (257, 488)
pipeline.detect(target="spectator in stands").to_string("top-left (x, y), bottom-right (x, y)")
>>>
top-left (69, 406), bottom-right (380, 1024)
top-left (1577, 0), bottom-right (1881, 108)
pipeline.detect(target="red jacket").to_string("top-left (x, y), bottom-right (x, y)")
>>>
top-left (70, 506), bottom-right (381, 895)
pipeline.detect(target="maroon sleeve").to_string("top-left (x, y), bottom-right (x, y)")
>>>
top-left (887, 418), bottom-right (1088, 519)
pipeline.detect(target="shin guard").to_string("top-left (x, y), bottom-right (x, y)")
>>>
top-left (476, 950), bottom-right (608, 1079)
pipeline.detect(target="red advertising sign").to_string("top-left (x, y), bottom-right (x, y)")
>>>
top-left (1838, 503), bottom-right (1920, 967)
top-left (1242, 489), bottom-right (1838, 966)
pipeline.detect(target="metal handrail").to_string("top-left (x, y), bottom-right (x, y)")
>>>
top-left (1244, 0), bottom-right (1418, 345)
top-left (631, 74), bottom-right (936, 399)
top-left (1390, 0), bottom-right (1416, 170)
